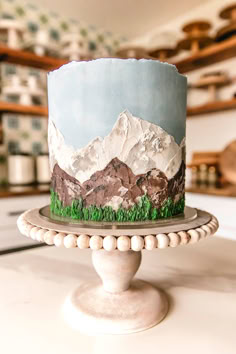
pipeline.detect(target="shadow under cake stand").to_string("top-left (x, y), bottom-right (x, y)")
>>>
top-left (17, 206), bottom-right (218, 335)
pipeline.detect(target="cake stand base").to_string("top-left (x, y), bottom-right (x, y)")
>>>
top-left (64, 249), bottom-right (168, 334)
top-left (63, 279), bottom-right (168, 335)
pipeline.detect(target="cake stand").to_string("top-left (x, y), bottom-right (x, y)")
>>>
top-left (17, 206), bottom-right (218, 335)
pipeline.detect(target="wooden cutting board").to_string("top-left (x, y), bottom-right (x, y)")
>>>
top-left (219, 140), bottom-right (236, 184)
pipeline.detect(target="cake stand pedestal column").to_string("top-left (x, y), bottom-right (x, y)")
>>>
top-left (17, 206), bottom-right (219, 335)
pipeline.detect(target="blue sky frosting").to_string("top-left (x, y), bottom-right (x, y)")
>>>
top-left (48, 59), bottom-right (187, 149)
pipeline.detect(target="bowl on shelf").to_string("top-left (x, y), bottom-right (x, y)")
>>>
top-left (8, 153), bottom-right (35, 185)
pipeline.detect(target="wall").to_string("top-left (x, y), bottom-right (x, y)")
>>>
top-left (129, 0), bottom-right (236, 163)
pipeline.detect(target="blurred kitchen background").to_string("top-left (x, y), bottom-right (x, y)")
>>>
top-left (0, 0), bottom-right (236, 252)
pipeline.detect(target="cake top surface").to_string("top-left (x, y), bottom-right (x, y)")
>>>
top-left (48, 58), bottom-right (187, 149)
top-left (48, 58), bottom-right (183, 77)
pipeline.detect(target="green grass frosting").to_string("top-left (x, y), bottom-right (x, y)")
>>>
top-left (50, 189), bottom-right (185, 222)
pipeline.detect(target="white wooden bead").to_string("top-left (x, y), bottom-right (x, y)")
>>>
top-left (210, 221), bottom-right (218, 232)
top-left (178, 231), bottom-right (190, 245)
top-left (212, 221), bottom-right (218, 229)
top-left (77, 234), bottom-right (90, 249)
top-left (209, 219), bottom-right (217, 227)
top-left (202, 225), bottom-right (211, 236)
top-left (210, 219), bottom-right (217, 227)
top-left (103, 235), bottom-right (117, 251)
top-left (64, 234), bottom-right (77, 248)
top-left (195, 227), bottom-right (206, 239)
top-left (90, 235), bottom-right (103, 250)
top-left (131, 235), bottom-right (144, 251)
top-left (212, 223), bottom-right (218, 233)
top-left (44, 230), bottom-right (57, 245)
top-left (157, 234), bottom-right (169, 248)
top-left (207, 223), bottom-right (214, 233)
top-left (188, 229), bottom-right (200, 243)
top-left (36, 228), bottom-right (46, 242)
top-left (24, 223), bottom-right (34, 237)
top-left (211, 217), bottom-right (218, 225)
top-left (16, 215), bottom-right (24, 231)
top-left (144, 235), bottom-right (157, 250)
top-left (18, 219), bottom-right (26, 231)
top-left (212, 220), bottom-right (218, 229)
top-left (18, 221), bottom-right (28, 236)
top-left (30, 227), bottom-right (41, 240)
top-left (16, 219), bottom-right (26, 235)
top-left (17, 214), bottom-right (24, 223)
top-left (117, 236), bottom-right (131, 251)
top-left (54, 233), bottom-right (66, 247)
top-left (168, 232), bottom-right (180, 247)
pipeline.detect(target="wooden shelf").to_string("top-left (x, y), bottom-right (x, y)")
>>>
top-left (0, 37), bottom-right (235, 74)
top-left (0, 101), bottom-right (48, 116)
top-left (0, 184), bottom-right (50, 198)
top-left (187, 98), bottom-right (236, 117)
top-left (175, 36), bottom-right (236, 74)
top-left (186, 185), bottom-right (236, 198)
top-left (0, 40), bottom-right (235, 120)
top-left (0, 45), bottom-right (67, 71)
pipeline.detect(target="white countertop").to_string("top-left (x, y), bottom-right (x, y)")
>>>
top-left (186, 193), bottom-right (236, 240)
top-left (1, 236), bottom-right (236, 354)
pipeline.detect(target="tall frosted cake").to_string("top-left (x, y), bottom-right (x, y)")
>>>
top-left (48, 59), bottom-right (187, 222)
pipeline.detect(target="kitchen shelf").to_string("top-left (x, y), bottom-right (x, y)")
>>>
top-left (186, 185), bottom-right (236, 198)
top-left (0, 44), bottom-right (67, 71)
top-left (0, 37), bottom-right (235, 74)
top-left (0, 184), bottom-right (50, 198)
top-left (174, 36), bottom-right (236, 74)
top-left (0, 101), bottom-right (48, 116)
top-left (187, 98), bottom-right (236, 117)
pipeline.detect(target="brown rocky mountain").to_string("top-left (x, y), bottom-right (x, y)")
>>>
top-left (51, 157), bottom-right (185, 209)
top-left (168, 160), bottom-right (185, 202)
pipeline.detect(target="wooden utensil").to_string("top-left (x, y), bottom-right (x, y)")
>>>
top-left (116, 47), bottom-right (153, 59)
top-left (148, 47), bottom-right (178, 61)
top-left (177, 20), bottom-right (213, 54)
top-left (191, 71), bottom-right (231, 102)
top-left (220, 3), bottom-right (236, 20)
top-left (216, 3), bottom-right (236, 42)
top-left (188, 151), bottom-right (220, 168)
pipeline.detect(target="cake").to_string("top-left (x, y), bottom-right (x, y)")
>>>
top-left (48, 59), bottom-right (187, 222)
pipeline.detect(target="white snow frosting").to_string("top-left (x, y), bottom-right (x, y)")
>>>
top-left (48, 110), bottom-right (185, 183)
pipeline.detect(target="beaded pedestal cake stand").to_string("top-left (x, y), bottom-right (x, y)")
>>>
top-left (17, 206), bottom-right (218, 335)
